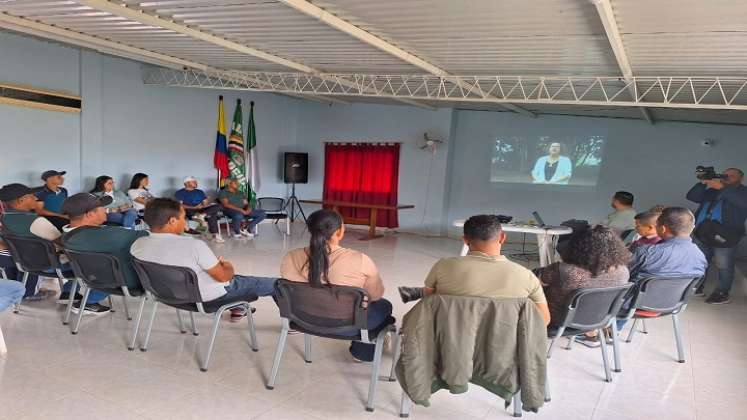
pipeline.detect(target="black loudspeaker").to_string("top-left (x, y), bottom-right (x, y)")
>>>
top-left (284, 152), bottom-right (308, 184)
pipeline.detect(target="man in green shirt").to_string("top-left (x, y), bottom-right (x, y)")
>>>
top-left (217, 178), bottom-right (266, 239)
top-left (399, 214), bottom-right (551, 325)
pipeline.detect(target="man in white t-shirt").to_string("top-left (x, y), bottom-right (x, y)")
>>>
top-left (0, 183), bottom-right (65, 301)
top-left (130, 198), bottom-right (277, 322)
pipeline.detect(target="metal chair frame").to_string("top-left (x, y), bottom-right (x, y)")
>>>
top-left (265, 280), bottom-right (398, 412)
top-left (257, 197), bottom-right (291, 235)
top-left (132, 258), bottom-right (259, 372)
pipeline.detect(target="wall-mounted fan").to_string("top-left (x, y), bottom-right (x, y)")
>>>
top-left (418, 133), bottom-right (443, 154)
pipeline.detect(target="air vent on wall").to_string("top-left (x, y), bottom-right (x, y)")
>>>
top-left (0, 83), bottom-right (81, 113)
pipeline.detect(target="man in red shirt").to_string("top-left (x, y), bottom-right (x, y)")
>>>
top-left (629, 210), bottom-right (662, 251)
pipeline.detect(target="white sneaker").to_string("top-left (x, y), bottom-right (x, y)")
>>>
top-left (240, 229), bottom-right (255, 238)
top-left (231, 233), bottom-right (245, 239)
top-left (212, 234), bottom-right (225, 243)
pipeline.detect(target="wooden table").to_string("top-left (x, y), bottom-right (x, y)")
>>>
top-left (300, 200), bottom-right (415, 239)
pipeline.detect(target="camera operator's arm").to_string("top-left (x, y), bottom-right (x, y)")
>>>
top-left (686, 182), bottom-right (708, 203)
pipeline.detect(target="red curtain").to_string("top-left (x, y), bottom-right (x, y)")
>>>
top-left (323, 143), bottom-right (400, 228)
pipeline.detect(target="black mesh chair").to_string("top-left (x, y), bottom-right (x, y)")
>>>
top-left (257, 197), bottom-right (290, 235)
top-left (0, 231), bottom-right (79, 321)
top-left (617, 276), bottom-right (702, 364)
top-left (545, 283), bottom-right (633, 402)
top-left (266, 279), bottom-right (398, 412)
top-left (132, 257), bottom-right (259, 371)
top-left (64, 249), bottom-right (146, 343)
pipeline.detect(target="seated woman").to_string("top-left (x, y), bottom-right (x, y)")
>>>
top-left (538, 225), bottom-right (630, 347)
top-left (280, 209), bottom-right (391, 362)
top-left (91, 175), bottom-right (138, 228)
top-left (127, 173), bottom-right (154, 213)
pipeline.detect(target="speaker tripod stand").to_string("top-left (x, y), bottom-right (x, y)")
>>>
top-left (283, 182), bottom-right (306, 224)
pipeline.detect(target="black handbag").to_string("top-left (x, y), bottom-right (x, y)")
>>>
top-left (694, 201), bottom-right (743, 248)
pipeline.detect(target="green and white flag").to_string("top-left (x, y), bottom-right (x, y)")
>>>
top-left (246, 101), bottom-right (259, 207)
top-left (228, 99), bottom-right (248, 197)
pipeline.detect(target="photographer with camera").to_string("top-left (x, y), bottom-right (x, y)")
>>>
top-left (687, 167), bottom-right (747, 304)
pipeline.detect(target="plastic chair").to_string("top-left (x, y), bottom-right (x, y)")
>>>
top-left (545, 283), bottom-right (633, 402)
top-left (132, 257), bottom-right (259, 371)
top-left (0, 231), bottom-right (79, 322)
top-left (63, 248), bottom-right (146, 343)
top-left (618, 276), bottom-right (702, 364)
top-left (266, 279), bottom-right (397, 412)
top-left (257, 197), bottom-right (290, 235)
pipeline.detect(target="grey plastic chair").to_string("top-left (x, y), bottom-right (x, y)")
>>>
top-left (63, 248), bottom-right (145, 343)
top-left (257, 197), bottom-right (290, 235)
top-left (0, 231), bottom-right (80, 322)
top-left (266, 279), bottom-right (398, 413)
top-left (545, 283), bottom-right (633, 402)
top-left (132, 257), bottom-right (259, 371)
top-left (617, 276), bottom-right (702, 364)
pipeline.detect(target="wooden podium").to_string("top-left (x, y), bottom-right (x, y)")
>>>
top-left (300, 199), bottom-right (414, 239)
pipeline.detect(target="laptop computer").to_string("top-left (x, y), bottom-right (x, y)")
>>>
top-left (532, 211), bottom-right (546, 227)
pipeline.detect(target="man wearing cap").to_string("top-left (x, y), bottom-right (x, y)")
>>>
top-left (35, 170), bottom-right (69, 230)
top-left (0, 183), bottom-right (65, 301)
top-left (61, 193), bottom-right (148, 313)
top-left (218, 178), bottom-right (266, 239)
top-left (175, 177), bottom-right (224, 243)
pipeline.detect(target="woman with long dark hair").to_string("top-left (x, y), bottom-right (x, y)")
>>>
top-left (280, 209), bottom-right (391, 362)
top-left (127, 172), bottom-right (154, 211)
top-left (90, 175), bottom-right (138, 228)
top-left (539, 225), bottom-right (630, 346)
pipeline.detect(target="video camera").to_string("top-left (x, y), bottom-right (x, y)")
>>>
top-left (695, 166), bottom-right (727, 180)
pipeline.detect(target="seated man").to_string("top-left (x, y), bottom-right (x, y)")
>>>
top-left (399, 214), bottom-right (551, 325)
top-left (601, 191), bottom-right (637, 236)
top-left (218, 178), bottom-right (266, 239)
top-left (61, 193), bottom-right (148, 298)
top-left (130, 198), bottom-right (276, 322)
top-left (617, 207), bottom-right (707, 330)
top-left (34, 170), bottom-right (70, 231)
top-left (0, 183), bottom-right (66, 301)
top-left (628, 210), bottom-right (662, 251)
top-left (175, 176), bottom-right (224, 243)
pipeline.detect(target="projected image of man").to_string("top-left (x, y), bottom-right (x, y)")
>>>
top-left (531, 142), bottom-right (572, 184)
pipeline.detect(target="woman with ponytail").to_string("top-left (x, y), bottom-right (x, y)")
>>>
top-left (280, 209), bottom-right (391, 362)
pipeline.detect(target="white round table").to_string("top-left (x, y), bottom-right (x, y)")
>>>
top-left (453, 219), bottom-right (572, 266)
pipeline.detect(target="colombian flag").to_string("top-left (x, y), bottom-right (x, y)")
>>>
top-left (213, 96), bottom-right (229, 188)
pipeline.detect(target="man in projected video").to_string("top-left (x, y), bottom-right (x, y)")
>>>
top-left (531, 142), bottom-right (573, 184)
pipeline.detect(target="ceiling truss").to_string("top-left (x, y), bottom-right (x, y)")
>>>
top-left (143, 68), bottom-right (747, 111)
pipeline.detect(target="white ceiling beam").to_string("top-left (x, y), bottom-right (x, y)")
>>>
top-left (0, 12), bottom-right (210, 71)
top-left (278, 0), bottom-right (535, 118)
top-left (591, 0), bottom-right (654, 124)
top-left (78, 0), bottom-right (316, 73)
top-left (78, 0), bottom-right (425, 109)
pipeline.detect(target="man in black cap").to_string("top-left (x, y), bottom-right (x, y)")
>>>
top-left (0, 183), bottom-right (65, 301)
top-left (35, 170), bottom-right (69, 230)
top-left (61, 193), bottom-right (148, 313)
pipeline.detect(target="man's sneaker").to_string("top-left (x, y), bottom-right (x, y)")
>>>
top-left (230, 307), bottom-right (247, 322)
top-left (212, 234), bottom-right (226, 243)
top-left (71, 302), bottom-right (112, 315)
top-left (705, 292), bottom-right (730, 305)
top-left (398, 286), bottom-right (424, 304)
top-left (240, 229), bottom-right (255, 238)
top-left (23, 289), bottom-right (56, 301)
top-left (56, 291), bottom-right (83, 305)
top-left (574, 334), bottom-right (602, 348)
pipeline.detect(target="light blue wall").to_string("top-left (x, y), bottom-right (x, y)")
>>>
top-left (447, 110), bottom-right (747, 233)
top-left (293, 101), bottom-right (453, 233)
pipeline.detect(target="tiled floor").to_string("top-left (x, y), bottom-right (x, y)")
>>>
top-left (1, 223), bottom-right (745, 420)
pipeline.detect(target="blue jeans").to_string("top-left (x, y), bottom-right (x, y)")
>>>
top-left (0, 254), bottom-right (39, 298)
top-left (0, 279), bottom-right (25, 312)
top-left (221, 208), bottom-right (267, 235)
top-left (343, 299), bottom-right (394, 362)
top-left (695, 238), bottom-right (738, 294)
top-left (55, 263), bottom-right (109, 304)
top-left (107, 208), bottom-right (138, 228)
top-left (221, 275), bottom-right (277, 300)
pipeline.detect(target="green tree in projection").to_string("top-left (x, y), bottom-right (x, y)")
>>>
top-left (572, 136), bottom-right (604, 167)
